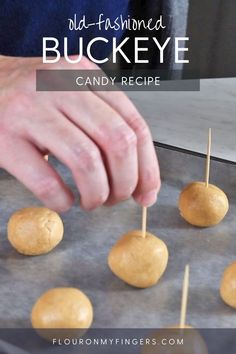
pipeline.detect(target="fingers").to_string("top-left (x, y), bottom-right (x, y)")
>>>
top-left (56, 91), bottom-right (139, 205)
top-left (92, 90), bottom-right (161, 206)
top-left (0, 137), bottom-right (74, 212)
top-left (74, 57), bottom-right (161, 206)
top-left (28, 109), bottom-right (110, 211)
top-left (0, 55), bottom-right (159, 213)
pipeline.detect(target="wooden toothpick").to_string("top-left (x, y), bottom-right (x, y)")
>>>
top-left (179, 265), bottom-right (190, 328)
top-left (142, 207), bottom-right (147, 238)
top-left (205, 128), bottom-right (212, 188)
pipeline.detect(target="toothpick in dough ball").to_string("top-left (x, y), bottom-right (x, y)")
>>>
top-left (108, 230), bottom-right (168, 288)
top-left (220, 261), bottom-right (236, 309)
top-left (31, 288), bottom-right (93, 340)
top-left (8, 207), bottom-right (64, 255)
top-left (178, 182), bottom-right (229, 227)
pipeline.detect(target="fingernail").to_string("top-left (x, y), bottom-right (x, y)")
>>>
top-left (46, 192), bottom-right (74, 213)
top-left (137, 190), bottom-right (158, 207)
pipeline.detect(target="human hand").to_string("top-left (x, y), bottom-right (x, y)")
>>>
top-left (0, 55), bottom-right (160, 212)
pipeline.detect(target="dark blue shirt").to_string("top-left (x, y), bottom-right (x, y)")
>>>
top-left (0, 1), bottom-right (130, 58)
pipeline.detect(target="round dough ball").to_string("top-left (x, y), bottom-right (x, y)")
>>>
top-left (8, 207), bottom-right (64, 255)
top-left (108, 230), bottom-right (168, 288)
top-left (220, 261), bottom-right (236, 308)
top-left (142, 327), bottom-right (209, 354)
top-left (178, 182), bottom-right (229, 227)
top-left (31, 287), bottom-right (93, 329)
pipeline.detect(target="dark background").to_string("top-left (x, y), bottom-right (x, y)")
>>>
top-left (184, 0), bottom-right (236, 78)
top-left (117, 0), bottom-right (236, 79)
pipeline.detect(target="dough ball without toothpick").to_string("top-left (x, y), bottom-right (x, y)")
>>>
top-left (108, 230), bottom-right (168, 288)
top-left (7, 207), bottom-right (64, 255)
top-left (31, 288), bottom-right (93, 340)
top-left (220, 261), bottom-right (236, 309)
top-left (178, 182), bottom-right (229, 227)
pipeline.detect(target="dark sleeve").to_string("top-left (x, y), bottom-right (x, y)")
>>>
top-left (119, 0), bottom-right (174, 76)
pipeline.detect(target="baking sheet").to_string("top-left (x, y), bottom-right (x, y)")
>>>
top-left (0, 144), bottom-right (236, 332)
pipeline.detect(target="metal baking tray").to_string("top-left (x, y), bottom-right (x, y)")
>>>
top-left (0, 143), bottom-right (236, 352)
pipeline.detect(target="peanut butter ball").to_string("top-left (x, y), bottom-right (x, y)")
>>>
top-left (220, 261), bottom-right (236, 308)
top-left (31, 287), bottom-right (93, 329)
top-left (108, 230), bottom-right (168, 288)
top-left (178, 182), bottom-right (229, 227)
top-left (8, 207), bottom-right (64, 255)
